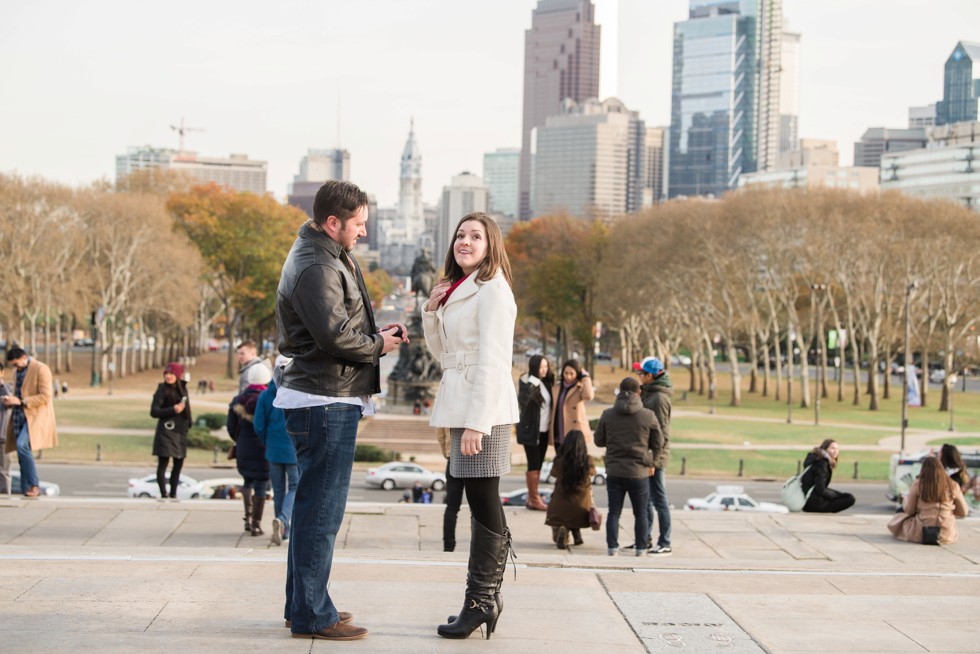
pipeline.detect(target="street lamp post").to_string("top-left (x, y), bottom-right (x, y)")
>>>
top-left (900, 282), bottom-right (917, 457)
top-left (948, 373), bottom-right (958, 432)
top-left (811, 284), bottom-right (827, 426)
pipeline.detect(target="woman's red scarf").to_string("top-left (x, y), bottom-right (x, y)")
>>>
top-left (439, 273), bottom-right (471, 307)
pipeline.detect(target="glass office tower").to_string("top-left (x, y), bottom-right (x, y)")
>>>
top-left (668, 0), bottom-right (781, 198)
top-left (937, 41), bottom-right (980, 126)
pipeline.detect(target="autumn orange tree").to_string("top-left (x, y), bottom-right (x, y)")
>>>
top-left (506, 214), bottom-right (605, 367)
top-left (167, 184), bottom-right (305, 377)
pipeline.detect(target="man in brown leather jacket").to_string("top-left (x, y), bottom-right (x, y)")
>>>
top-left (274, 180), bottom-right (406, 641)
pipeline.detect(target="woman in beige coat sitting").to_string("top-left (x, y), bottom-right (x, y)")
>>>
top-left (888, 456), bottom-right (968, 544)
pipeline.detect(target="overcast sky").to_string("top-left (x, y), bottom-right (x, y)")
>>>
top-left (1, 0), bottom-right (978, 207)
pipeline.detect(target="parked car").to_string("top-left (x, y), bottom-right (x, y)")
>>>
top-left (73, 338), bottom-right (94, 348)
top-left (500, 487), bottom-right (553, 507)
top-left (596, 352), bottom-right (612, 360)
top-left (887, 448), bottom-right (980, 502)
top-left (685, 485), bottom-right (789, 513)
top-left (197, 476), bottom-right (256, 500)
top-left (364, 462), bottom-right (446, 491)
top-left (540, 460), bottom-right (607, 486)
top-left (127, 474), bottom-right (204, 499)
top-left (929, 369), bottom-right (947, 384)
top-left (10, 471), bottom-right (61, 496)
top-left (669, 354), bottom-right (692, 367)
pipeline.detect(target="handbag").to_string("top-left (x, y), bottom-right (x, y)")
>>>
top-left (589, 506), bottom-right (602, 531)
top-left (780, 465), bottom-right (813, 512)
top-left (922, 524), bottom-right (941, 545)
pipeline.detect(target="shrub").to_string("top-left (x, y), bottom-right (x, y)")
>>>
top-left (195, 413), bottom-right (227, 430)
top-left (188, 426), bottom-right (233, 452)
top-left (355, 444), bottom-right (399, 462)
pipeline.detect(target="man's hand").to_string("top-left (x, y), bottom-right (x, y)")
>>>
top-left (1, 396), bottom-right (21, 407)
top-left (460, 428), bottom-right (484, 456)
top-left (379, 322), bottom-right (409, 342)
top-left (379, 326), bottom-right (407, 354)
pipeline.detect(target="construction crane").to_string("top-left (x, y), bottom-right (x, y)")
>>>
top-left (170, 118), bottom-right (205, 152)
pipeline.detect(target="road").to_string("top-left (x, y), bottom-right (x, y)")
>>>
top-left (36, 463), bottom-right (895, 514)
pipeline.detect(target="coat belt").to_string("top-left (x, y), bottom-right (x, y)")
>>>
top-left (440, 350), bottom-right (480, 372)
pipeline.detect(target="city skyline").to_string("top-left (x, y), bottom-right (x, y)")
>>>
top-left (1, 0), bottom-right (978, 209)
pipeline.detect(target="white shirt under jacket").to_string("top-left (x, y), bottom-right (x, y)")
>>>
top-left (422, 271), bottom-right (521, 436)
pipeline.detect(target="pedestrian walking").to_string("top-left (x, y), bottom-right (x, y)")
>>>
top-left (517, 354), bottom-right (553, 511)
top-left (150, 362), bottom-right (191, 499)
top-left (594, 377), bottom-right (662, 557)
top-left (2, 348), bottom-right (58, 497)
top-left (633, 356), bottom-right (673, 555)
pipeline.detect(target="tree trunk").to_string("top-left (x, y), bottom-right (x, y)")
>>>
top-left (920, 350), bottom-right (930, 408)
top-left (748, 331), bottom-right (759, 394)
top-left (727, 342), bottom-right (742, 406)
top-left (867, 344), bottom-right (880, 411)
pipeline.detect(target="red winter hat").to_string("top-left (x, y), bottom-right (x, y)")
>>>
top-left (164, 362), bottom-right (184, 378)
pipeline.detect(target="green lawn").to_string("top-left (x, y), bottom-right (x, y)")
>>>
top-left (47, 433), bottom-right (225, 467)
top-left (665, 448), bottom-right (893, 481)
top-left (55, 399), bottom-right (157, 430)
top-left (672, 417), bottom-right (887, 446)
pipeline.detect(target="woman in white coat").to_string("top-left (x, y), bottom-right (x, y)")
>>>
top-left (423, 212), bottom-right (520, 640)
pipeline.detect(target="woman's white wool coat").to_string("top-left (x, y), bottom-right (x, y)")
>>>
top-left (422, 271), bottom-right (520, 435)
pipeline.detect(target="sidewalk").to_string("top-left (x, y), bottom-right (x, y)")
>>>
top-left (1, 497), bottom-right (978, 652)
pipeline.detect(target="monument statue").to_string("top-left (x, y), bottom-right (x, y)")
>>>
top-left (388, 249), bottom-right (442, 405)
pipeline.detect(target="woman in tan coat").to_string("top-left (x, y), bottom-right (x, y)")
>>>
top-left (549, 359), bottom-right (594, 451)
top-left (545, 430), bottom-right (595, 549)
top-left (888, 456), bottom-right (968, 544)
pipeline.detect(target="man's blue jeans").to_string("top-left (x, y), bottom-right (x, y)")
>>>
top-left (283, 403), bottom-right (361, 633)
top-left (605, 475), bottom-right (649, 553)
top-left (15, 423), bottom-right (38, 493)
top-left (269, 461), bottom-right (299, 540)
top-left (645, 468), bottom-right (672, 548)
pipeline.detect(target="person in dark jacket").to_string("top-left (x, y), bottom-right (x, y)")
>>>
top-left (801, 439), bottom-right (855, 513)
top-left (517, 354), bottom-right (553, 511)
top-left (150, 362), bottom-right (190, 499)
top-left (594, 377), bottom-right (662, 556)
top-left (545, 430), bottom-right (595, 549)
top-left (228, 363), bottom-right (273, 535)
top-left (254, 356), bottom-right (298, 546)
top-left (633, 356), bottom-right (673, 555)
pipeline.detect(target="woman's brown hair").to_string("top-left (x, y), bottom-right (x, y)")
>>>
top-left (918, 456), bottom-right (954, 504)
top-left (441, 212), bottom-right (513, 286)
top-left (810, 438), bottom-right (838, 469)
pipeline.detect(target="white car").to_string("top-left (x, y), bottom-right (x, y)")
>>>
top-left (669, 354), bottom-right (692, 367)
top-left (127, 474), bottom-right (205, 499)
top-left (10, 472), bottom-right (61, 496)
top-left (685, 485), bottom-right (789, 514)
top-left (540, 460), bottom-right (607, 486)
top-left (364, 462), bottom-right (446, 491)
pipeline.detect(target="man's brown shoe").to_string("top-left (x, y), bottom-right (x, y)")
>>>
top-left (24, 486), bottom-right (41, 498)
top-left (291, 620), bottom-right (367, 641)
top-left (284, 612), bottom-right (352, 628)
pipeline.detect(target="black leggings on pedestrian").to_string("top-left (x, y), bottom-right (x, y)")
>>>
top-left (156, 456), bottom-right (184, 498)
top-left (522, 431), bottom-right (549, 471)
top-left (463, 476), bottom-right (506, 534)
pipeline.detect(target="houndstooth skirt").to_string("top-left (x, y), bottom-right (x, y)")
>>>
top-left (449, 425), bottom-right (512, 478)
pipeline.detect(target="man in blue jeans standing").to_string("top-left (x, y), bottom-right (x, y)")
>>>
top-left (594, 377), bottom-right (662, 557)
top-left (274, 180), bottom-right (406, 641)
top-left (633, 356), bottom-right (673, 555)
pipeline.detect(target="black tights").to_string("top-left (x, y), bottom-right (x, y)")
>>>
top-left (463, 476), bottom-right (506, 534)
top-left (156, 456), bottom-right (184, 498)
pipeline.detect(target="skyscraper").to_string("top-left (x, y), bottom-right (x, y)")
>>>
top-left (780, 30), bottom-right (801, 153)
top-left (519, 0), bottom-right (601, 220)
top-left (936, 41), bottom-right (980, 126)
top-left (853, 128), bottom-right (927, 169)
top-left (482, 148), bottom-right (520, 219)
top-left (644, 126), bottom-right (667, 205)
top-left (532, 97), bottom-right (645, 219)
top-left (288, 148), bottom-right (351, 218)
top-left (668, 0), bottom-right (783, 198)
